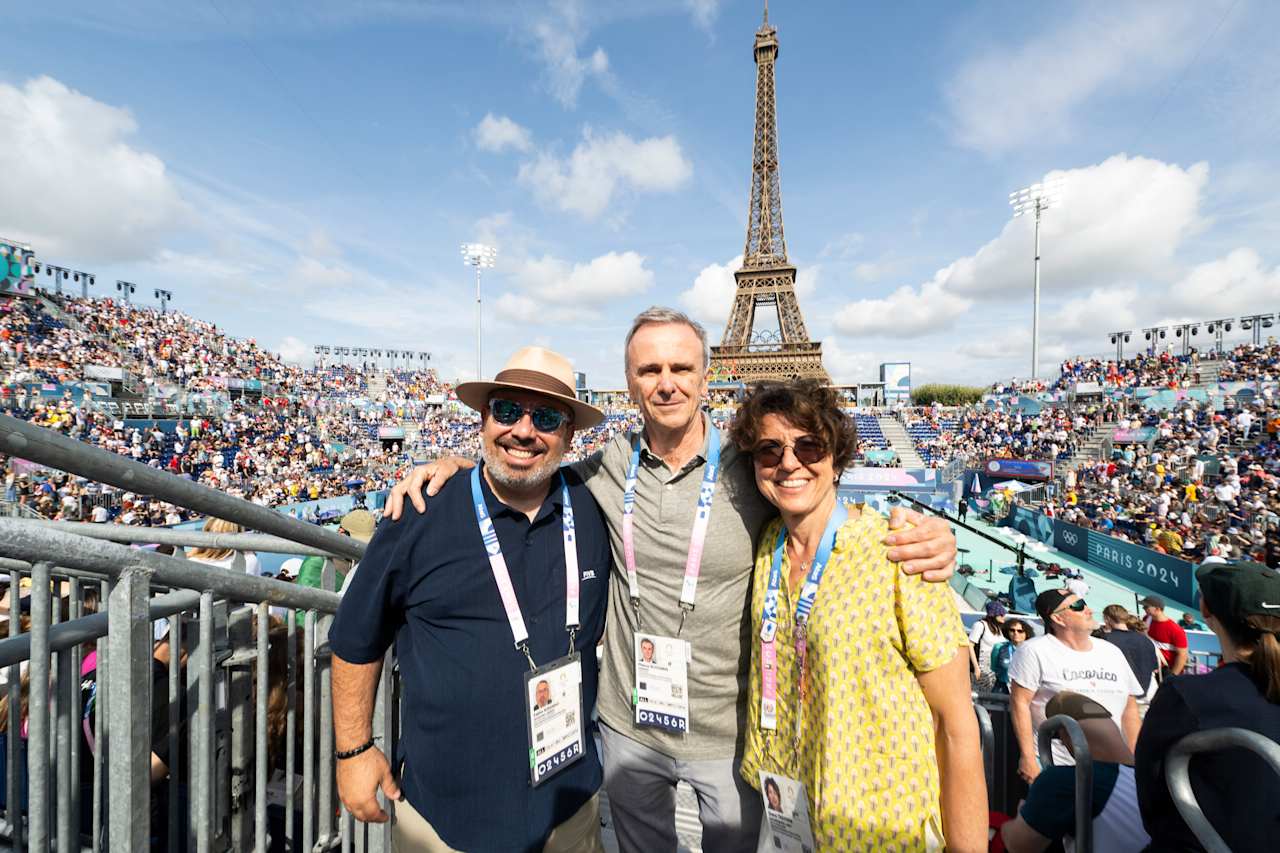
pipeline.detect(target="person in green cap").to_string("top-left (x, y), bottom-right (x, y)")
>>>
top-left (294, 509), bottom-right (374, 624)
top-left (1135, 561), bottom-right (1280, 851)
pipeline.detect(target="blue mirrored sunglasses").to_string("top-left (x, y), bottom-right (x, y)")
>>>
top-left (489, 398), bottom-right (569, 433)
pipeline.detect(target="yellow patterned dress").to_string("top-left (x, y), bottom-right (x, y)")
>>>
top-left (739, 510), bottom-right (968, 851)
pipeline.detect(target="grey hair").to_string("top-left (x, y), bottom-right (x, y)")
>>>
top-left (624, 306), bottom-right (710, 372)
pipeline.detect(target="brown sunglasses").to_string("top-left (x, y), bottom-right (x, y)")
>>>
top-left (752, 436), bottom-right (827, 467)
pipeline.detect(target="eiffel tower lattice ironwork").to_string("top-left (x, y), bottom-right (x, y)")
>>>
top-left (709, 3), bottom-right (828, 384)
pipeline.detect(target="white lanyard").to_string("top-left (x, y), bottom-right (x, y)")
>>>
top-left (760, 502), bottom-right (847, 735)
top-left (620, 423), bottom-right (721, 631)
top-left (471, 466), bottom-right (580, 669)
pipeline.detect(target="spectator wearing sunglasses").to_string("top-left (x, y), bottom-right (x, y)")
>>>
top-left (1008, 589), bottom-right (1144, 783)
top-left (329, 347), bottom-right (613, 852)
top-left (990, 618), bottom-right (1035, 694)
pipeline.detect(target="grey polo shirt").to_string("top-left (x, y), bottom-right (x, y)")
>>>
top-left (575, 414), bottom-right (775, 760)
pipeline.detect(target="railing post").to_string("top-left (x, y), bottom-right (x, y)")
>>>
top-left (255, 602), bottom-right (269, 853)
top-left (106, 567), bottom-right (153, 852)
top-left (6, 565), bottom-right (23, 846)
top-left (28, 559), bottom-right (52, 851)
top-left (1166, 728), bottom-right (1280, 853)
top-left (317, 560), bottom-right (336, 847)
top-left (226, 607), bottom-right (253, 850)
top-left (1037, 714), bottom-right (1093, 853)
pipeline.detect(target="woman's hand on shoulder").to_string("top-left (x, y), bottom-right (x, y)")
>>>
top-left (883, 507), bottom-right (957, 582)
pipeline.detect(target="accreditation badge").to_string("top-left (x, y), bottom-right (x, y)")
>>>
top-left (524, 653), bottom-right (585, 787)
top-left (758, 771), bottom-right (816, 853)
top-left (632, 632), bottom-right (690, 733)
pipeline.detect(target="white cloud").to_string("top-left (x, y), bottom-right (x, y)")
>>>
top-left (474, 113), bottom-right (532, 153)
top-left (820, 337), bottom-right (880, 385)
top-left (956, 328), bottom-right (1068, 368)
top-left (515, 250), bottom-right (655, 304)
top-left (685, 0), bottom-right (722, 30)
top-left (0, 76), bottom-right (190, 261)
top-left (1050, 287), bottom-right (1139, 335)
top-left (495, 250), bottom-right (655, 325)
top-left (277, 336), bottom-right (310, 365)
top-left (831, 154), bottom-right (1207, 340)
top-left (529, 0), bottom-right (611, 108)
top-left (680, 255), bottom-right (741, 326)
top-left (945, 156), bottom-right (1207, 299)
top-left (945, 3), bottom-right (1207, 153)
top-left (1168, 248), bottom-right (1280, 315)
top-left (832, 280), bottom-right (974, 339)
top-left (518, 129), bottom-right (692, 218)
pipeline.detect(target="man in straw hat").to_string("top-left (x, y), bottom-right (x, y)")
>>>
top-left (383, 308), bottom-right (959, 851)
top-left (330, 346), bottom-right (613, 852)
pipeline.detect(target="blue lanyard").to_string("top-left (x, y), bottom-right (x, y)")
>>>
top-left (470, 466), bottom-right (580, 669)
top-left (620, 423), bottom-right (721, 620)
top-left (760, 502), bottom-right (847, 643)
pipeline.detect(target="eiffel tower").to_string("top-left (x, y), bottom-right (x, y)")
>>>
top-left (709, 1), bottom-right (828, 384)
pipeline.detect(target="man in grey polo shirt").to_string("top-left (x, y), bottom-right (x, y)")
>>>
top-left (385, 307), bottom-right (958, 852)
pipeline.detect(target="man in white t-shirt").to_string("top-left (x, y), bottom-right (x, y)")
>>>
top-left (1008, 588), bottom-right (1143, 782)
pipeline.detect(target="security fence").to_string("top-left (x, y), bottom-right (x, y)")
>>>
top-left (0, 414), bottom-right (398, 852)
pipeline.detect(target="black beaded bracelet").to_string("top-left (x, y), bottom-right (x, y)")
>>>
top-left (336, 739), bottom-right (375, 760)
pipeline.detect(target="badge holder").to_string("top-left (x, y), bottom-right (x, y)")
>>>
top-left (758, 771), bottom-right (816, 853)
top-left (524, 653), bottom-right (585, 787)
top-left (632, 632), bottom-right (690, 733)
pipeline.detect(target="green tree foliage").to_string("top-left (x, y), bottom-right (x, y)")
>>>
top-left (910, 384), bottom-right (985, 407)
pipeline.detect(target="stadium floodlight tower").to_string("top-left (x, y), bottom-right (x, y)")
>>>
top-left (461, 242), bottom-right (497, 380)
top-left (1240, 312), bottom-right (1275, 347)
top-left (1108, 330), bottom-right (1133, 362)
top-left (1009, 177), bottom-right (1064, 379)
top-left (115, 280), bottom-right (137, 303)
top-left (154, 288), bottom-right (173, 313)
top-left (1203, 318), bottom-right (1233, 354)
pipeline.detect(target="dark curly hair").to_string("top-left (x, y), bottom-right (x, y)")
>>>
top-left (728, 380), bottom-right (858, 475)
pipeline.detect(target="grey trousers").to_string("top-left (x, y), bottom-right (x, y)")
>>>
top-left (600, 721), bottom-right (762, 853)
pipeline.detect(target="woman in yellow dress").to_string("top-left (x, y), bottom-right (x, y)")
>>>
top-left (730, 381), bottom-right (986, 852)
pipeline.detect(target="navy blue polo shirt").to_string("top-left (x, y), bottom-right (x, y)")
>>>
top-left (329, 463), bottom-right (610, 853)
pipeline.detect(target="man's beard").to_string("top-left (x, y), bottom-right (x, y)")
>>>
top-left (482, 436), bottom-right (563, 492)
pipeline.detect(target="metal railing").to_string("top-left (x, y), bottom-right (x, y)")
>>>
top-left (1037, 715), bottom-right (1093, 853)
top-left (1165, 727), bottom-right (1280, 853)
top-left (0, 414), bottom-right (397, 852)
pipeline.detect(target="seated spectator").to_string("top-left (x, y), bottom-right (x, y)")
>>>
top-left (1135, 561), bottom-right (1280, 852)
top-left (990, 618), bottom-right (1035, 694)
top-left (1009, 589), bottom-right (1144, 783)
top-left (1000, 691), bottom-right (1150, 853)
top-left (185, 517), bottom-right (262, 575)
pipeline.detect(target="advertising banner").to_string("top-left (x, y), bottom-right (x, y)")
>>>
top-left (84, 365), bottom-right (125, 382)
top-left (377, 426), bottom-right (406, 440)
top-left (840, 467), bottom-right (936, 489)
top-left (863, 449), bottom-right (898, 465)
top-left (1074, 382), bottom-right (1103, 395)
top-left (1112, 428), bottom-right (1157, 444)
top-left (879, 362), bottom-right (911, 403)
top-left (1053, 519), bottom-right (1197, 608)
top-left (983, 458), bottom-right (1054, 481)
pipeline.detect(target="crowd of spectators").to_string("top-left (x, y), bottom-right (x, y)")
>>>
top-left (1052, 393), bottom-right (1280, 569)
top-left (1053, 350), bottom-right (1201, 391)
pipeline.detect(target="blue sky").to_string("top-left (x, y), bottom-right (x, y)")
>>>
top-left (3, 0), bottom-right (1279, 388)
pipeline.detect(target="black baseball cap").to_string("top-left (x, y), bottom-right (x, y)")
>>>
top-left (1035, 589), bottom-right (1074, 623)
top-left (1196, 561), bottom-right (1280, 623)
top-left (1138, 594), bottom-right (1165, 608)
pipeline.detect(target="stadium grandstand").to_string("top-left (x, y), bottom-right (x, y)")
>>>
top-left (1, 282), bottom-right (1278, 851)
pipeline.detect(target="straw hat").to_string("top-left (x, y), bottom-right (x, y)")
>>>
top-left (455, 346), bottom-right (603, 429)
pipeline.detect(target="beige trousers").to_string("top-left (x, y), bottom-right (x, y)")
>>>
top-left (392, 792), bottom-right (603, 853)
